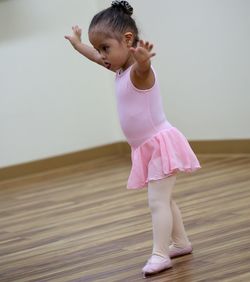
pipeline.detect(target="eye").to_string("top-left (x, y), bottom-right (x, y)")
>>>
top-left (102, 45), bottom-right (109, 53)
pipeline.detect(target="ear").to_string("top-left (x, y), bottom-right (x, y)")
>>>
top-left (124, 32), bottom-right (133, 47)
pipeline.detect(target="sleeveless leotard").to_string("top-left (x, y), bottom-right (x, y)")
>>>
top-left (115, 65), bottom-right (200, 189)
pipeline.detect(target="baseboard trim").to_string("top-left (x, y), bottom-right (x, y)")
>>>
top-left (0, 143), bottom-right (127, 182)
top-left (189, 139), bottom-right (250, 154)
top-left (0, 139), bottom-right (249, 182)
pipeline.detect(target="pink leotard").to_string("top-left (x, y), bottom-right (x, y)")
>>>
top-left (115, 66), bottom-right (172, 148)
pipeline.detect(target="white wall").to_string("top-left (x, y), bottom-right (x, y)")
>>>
top-left (124, 0), bottom-right (250, 140)
top-left (0, 0), bottom-right (121, 168)
top-left (1, 0), bottom-right (250, 168)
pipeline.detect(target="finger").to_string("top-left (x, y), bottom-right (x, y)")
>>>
top-left (74, 27), bottom-right (80, 35)
top-left (130, 47), bottom-right (136, 53)
top-left (148, 44), bottom-right (154, 51)
top-left (139, 40), bottom-right (144, 47)
top-left (150, 52), bottom-right (156, 58)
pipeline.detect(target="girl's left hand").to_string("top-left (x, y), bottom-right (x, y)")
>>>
top-left (130, 40), bottom-right (156, 65)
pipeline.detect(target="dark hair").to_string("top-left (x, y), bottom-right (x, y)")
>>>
top-left (88, 1), bottom-right (139, 47)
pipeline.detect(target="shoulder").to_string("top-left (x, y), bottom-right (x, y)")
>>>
top-left (130, 64), bottom-right (156, 91)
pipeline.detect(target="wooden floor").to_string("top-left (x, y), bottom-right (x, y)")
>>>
top-left (0, 154), bottom-right (250, 282)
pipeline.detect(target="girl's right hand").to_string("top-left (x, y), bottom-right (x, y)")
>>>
top-left (64, 25), bottom-right (82, 48)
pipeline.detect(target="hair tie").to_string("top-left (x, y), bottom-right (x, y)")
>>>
top-left (111, 0), bottom-right (133, 16)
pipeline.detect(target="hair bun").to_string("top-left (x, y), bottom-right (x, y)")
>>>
top-left (111, 0), bottom-right (133, 16)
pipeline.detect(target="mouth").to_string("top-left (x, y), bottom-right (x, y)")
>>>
top-left (104, 62), bottom-right (111, 69)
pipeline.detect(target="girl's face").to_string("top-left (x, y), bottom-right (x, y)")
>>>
top-left (89, 30), bottom-right (133, 71)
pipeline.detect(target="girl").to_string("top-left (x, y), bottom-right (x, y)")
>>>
top-left (65, 0), bottom-right (201, 278)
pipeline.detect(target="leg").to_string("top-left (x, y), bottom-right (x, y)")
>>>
top-left (171, 199), bottom-right (191, 248)
top-left (148, 175), bottom-right (176, 257)
top-left (142, 175), bottom-right (176, 276)
top-left (169, 199), bottom-right (193, 258)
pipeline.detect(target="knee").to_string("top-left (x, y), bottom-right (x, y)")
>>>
top-left (148, 194), bottom-right (171, 212)
top-left (148, 195), bottom-right (159, 211)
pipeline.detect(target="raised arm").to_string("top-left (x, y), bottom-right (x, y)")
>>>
top-left (65, 25), bottom-right (104, 66)
top-left (130, 40), bottom-right (156, 90)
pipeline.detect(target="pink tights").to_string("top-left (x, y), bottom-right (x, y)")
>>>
top-left (148, 175), bottom-right (190, 258)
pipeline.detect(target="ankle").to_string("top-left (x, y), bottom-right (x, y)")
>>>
top-left (171, 241), bottom-right (191, 249)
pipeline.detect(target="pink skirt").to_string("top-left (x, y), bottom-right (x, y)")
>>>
top-left (127, 127), bottom-right (201, 189)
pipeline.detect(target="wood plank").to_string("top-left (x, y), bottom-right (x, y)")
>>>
top-left (0, 154), bottom-right (250, 281)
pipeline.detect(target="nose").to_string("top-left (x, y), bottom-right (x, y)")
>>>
top-left (100, 51), bottom-right (106, 60)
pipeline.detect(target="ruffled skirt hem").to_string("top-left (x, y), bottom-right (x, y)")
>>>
top-left (127, 127), bottom-right (201, 189)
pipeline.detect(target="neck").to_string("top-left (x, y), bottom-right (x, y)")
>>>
top-left (121, 55), bottom-right (135, 71)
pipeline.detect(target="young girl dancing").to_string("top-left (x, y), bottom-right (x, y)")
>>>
top-left (65, 0), bottom-right (201, 278)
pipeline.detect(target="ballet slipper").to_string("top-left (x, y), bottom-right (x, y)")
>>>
top-left (142, 255), bottom-right (172, 278)
top-left (169, 244), bottom-right (193, 258)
